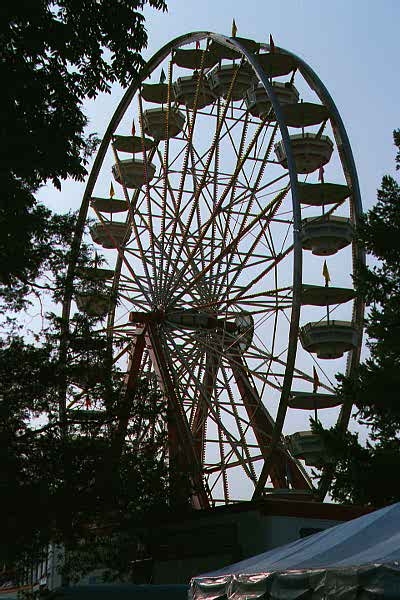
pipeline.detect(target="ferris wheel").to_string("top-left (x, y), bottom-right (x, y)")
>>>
top-left (62, 31), bottom-right (364, 508)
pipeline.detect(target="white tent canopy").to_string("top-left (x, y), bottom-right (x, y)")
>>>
top-left (190, 502), bottom-right (400, 600)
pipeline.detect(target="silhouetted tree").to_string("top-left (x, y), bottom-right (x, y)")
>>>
top-left (317, 130), bottom-right (400, 507)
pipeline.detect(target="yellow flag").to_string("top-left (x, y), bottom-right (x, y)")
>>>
top-left (313, 366), bottom-right (320, 393)
top-left (231, 18), bottom-right (237, 38)
top-left (109, 182), bottom-right (115, 199)
top-left (322, 260), bottom-right (330, 285)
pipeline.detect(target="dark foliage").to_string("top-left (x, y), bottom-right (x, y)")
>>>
top-left (0, 327), bottom-right (168, 573)
top-left (0, 0), bottom-right (166, 298)
top-left (318, 130), bottom-right (400, 507)
top-left (1, 0), bottom-right (171, 577)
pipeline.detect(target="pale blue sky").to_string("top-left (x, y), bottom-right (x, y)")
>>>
top-left (40, 0), bottom-right (399, 214)
top-left (149, 0), bottom-right (399, 212)
top-left (32, 1), bottom-right (399, 481)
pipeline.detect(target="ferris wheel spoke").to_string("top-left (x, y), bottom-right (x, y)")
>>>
top-left (191, 349), bottom-right (220, 466)
top-left (123, 246), bottom-right (155, 268)
top-left (120, 252), bottom-right (159, 300)
top-left (197, 254), bottom-right (292, 310)
top-left (184, 97), bottom-right (248, 177)
top-left (156, 59), bottom-right (179, 298)
top-left (158, 172), bottom-right (216, 302)
top-left (211, 111), bottom-right (252, 299)
top-left (187, 345), bottom-right (208, 427)
top-left (163, 329), bottom-right (257, 481)
top-left (229, 120), bottom-right (279, 220)
top-left (218, 125), bottom-right (280, 258)
top-left (149, 176), bottom-right (177, 218)
top-left (204, 452), bottom-right (264, 477)
top-left (136, 94), bottom-right (161, 303)
top-left (252, 222), bottom-right (281, 396)
top-left (223, 110), bottom-right (251, 187)
top-left (91, 206), bottom-right (153, 305)
top-left (212, 412), bottom-right (230, 504)
top-left (208, 97), bottom-right (221, 291)
top-left (167, 137), bottom-right (283, 307)
top-left (206, 384), bottom-right (266, 440)
top-left (167, 322), bottom-right (283, 401)
top-left (126, 188), bottom-right (213, 306)
top-left (162, 137), bottom-right (224, 295)
top-left (249, 326), bottom-right (336, 393)
top-left (227, 350), bottom-right (287, 489)
top-left (170, 337), bottom-right (206, 399)
top-left (219, 172), bottom-right (289, 222)
top-left (165, 334), bottom-right (209, 406)
top-left (216, 190), bottom-right (287, 304)
top-left (189, 144), bottom-right (208, 275)
top-left (161, 57), bottom-right (212, 294)
top-left (228, 349), bottom-right (312, 490)
top-left (151, 156), bottom-right (193, 304)
top-left (246, 120), bottom-right (271, 183)
top-left (266, 282), bottom-right (280, 395)
top-left (215, 125), bottom-right (281, 300)
top-left (161, 61), bottom-right (176, 190)
top-left (177, 144), bottom-right (230, 244)
top-left (169, 186), bottom-right (290, 308)
top-left (194, 286), bottom-right (293, 311)
top-left (225, 241), bottom-right (294, 309)
top-left (219, 362), bottom-right (258, 484)
top-left (164, 65), bottom-right (261, 298)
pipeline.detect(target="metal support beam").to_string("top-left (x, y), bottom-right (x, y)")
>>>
top-left (110, 326), bottom-right (146, 467)
top-left (191, 351), bottom-right (219, 464)
top-left (228, 350), bottom-right (312, 492)
top-left (146, 323), bottom-right (210, 509)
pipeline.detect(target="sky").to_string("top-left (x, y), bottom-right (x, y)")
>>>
top-left (40, 0), bottom-right (399, 214)
top-left (34, 0), bottom-right (400, 495)
top-left (37, 0), bottom-right (399, 414)
top-left (147, 0), bottom-right (400, 209)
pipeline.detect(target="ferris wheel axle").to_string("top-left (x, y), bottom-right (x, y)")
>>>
top-left (130, 309), bottom-right (242, 333)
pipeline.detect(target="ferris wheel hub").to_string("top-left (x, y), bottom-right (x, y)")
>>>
top-left (128, 308), bottom-right (255, 354)
top-left (130, 308), bottom-right (235, 331)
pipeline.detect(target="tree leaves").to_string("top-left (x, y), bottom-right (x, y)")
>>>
top-left (317, 130), bottom-right (400, 507)
top-left (1, 0), bottom-right (167, 303)
top-left (0, 325), bottom-right (169, 573)
top-left (1, 0), bottom-right (170, 576)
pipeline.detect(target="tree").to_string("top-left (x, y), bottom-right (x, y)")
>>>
top-left (0, 0), bottom-right (166, 306)
top-left (1, 1), bottom-right (174, 578)
top-left (0, 212), bottom-right (170, 582)
top-left (0, 320), bottom-right (169, 577)
top-left (316, 130), bottom-right (400, 507)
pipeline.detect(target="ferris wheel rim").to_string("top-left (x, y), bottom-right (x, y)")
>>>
top-left (61, 31), bottom-right (364, 505)
top-left (63, 28), bottom-right (303, 440)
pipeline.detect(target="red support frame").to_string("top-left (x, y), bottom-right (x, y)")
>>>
top-left (228, 349), bottom-right (311, 491)
top-left (191, 351), bottom-right (219, 465)
top-left (110, 325), bottom-right (147, 467)
top-left (145, 323), bottom-right (210, 509)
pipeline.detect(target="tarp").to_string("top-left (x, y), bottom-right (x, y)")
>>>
top-left (190, 503), bottom-right (400, 600)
